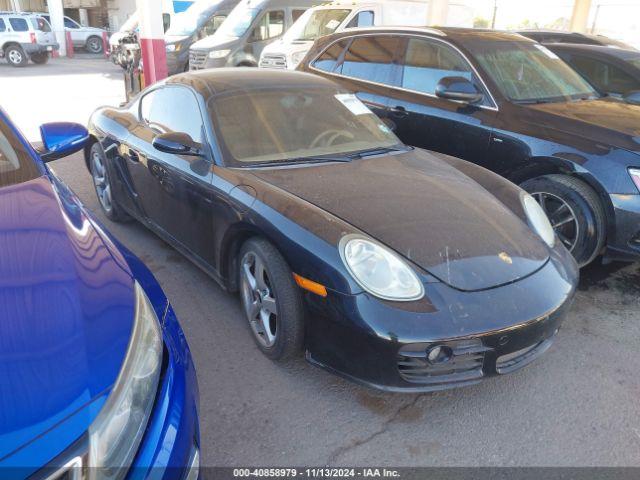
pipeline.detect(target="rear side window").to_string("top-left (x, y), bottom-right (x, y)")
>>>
top-left (566, 54), bottom-right (640, 95)
top-left (311, 40), bottom-right (349, 73)
top-left (9, 18), bottom-right (29, 32)
top-left (31, 17), bottom-right (51, 32)
top-left (340, 36), bottom-right (403, 86)
top-left (0, 19), bottom-right (6, 33)
top-left (399, 38), bottom-right (473, 95)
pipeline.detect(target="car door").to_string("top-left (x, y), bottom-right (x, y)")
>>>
top-left (124, 86), bottom-right (216, 265)
top-left (63, 17), bottom-right (84, 46)
top-left (247, 9), bottom-right (285, 61)
top-left (310, 35), bottom-right (404, 125)
top-left (389, 36), bottom-right (497, 165)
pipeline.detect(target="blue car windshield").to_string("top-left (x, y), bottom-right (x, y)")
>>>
top-left (0, 119), bottom-right (41, 188)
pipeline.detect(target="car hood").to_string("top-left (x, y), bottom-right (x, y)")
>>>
top-left (165, 34), bottom-right (191, 44)
top-left (251, 149), bottom-right (550, 292)
top-left (191, 33), bottom-right (236, 50)
top-left (0, 176), bottom-right (134, 463)
top-left (526, 97), bottom-right (640, 155)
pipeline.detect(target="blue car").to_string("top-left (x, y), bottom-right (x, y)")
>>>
top-left (0, 108), bottom-right (199, 478)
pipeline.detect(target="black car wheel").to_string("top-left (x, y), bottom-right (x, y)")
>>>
top-left (30, 52), bottom-right (49, 64)
top-left (238, 238), bottom-right (304, 361)
top-left (90, 143), bottom-right (130, 222)
top-left (6, 45), bottom-right (28, 67)
top-left (521, 174), bottom-right (606, 266)
top-left (86, 36), bottom-right (103, 54)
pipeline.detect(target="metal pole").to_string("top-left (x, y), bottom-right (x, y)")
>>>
top-left (48, 0), bottom-right (67, 57)
top-left (491, 0), bottom-right (498, 29)
top-left (136, 0), bottom-right (168, 84)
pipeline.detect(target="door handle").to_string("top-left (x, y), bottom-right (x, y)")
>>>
top-left (389, 106), bottom-right (409, 118)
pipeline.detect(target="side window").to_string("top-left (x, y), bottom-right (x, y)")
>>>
top-left (311, 40), bottom-right (349, 73)
top-left (400, 38), bottom-right (474, 95)
top-left (292, 9), bottom-right (306, 22)
top-left (202, 15), bottom-right (226, 37)
top-left (0, 120), bottom-right (41, 188)
top-left (0, 19), bottom-right (6, 33)
top-left (64, 17), bottom-right (79, 29)
top-left (340, 36), bottom-right (403, 86)
top-left (568, 54), bottom-right (640, 95)
top-left (9, 18), bottom-right (29, 32)
top-left (251, 10), bottom-right (284, 42)
top-left (346, 10), bottom-right (374, 28)
top-left (144, 87), bottom-right (204, 143)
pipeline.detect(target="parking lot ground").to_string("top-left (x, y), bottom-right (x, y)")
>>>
top-left (3, 57), bottom-right (640, 467)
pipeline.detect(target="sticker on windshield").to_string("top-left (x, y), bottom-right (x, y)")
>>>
top-left (335, 94), bottom-right (371, 115)
top-left (534, 44), bottom-right (560, 60)
top-left (325, 19), bottom-right (341, 30)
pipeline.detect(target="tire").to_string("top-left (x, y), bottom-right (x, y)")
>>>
top-left (521, 174), bottom-right (606, 267)
top-left (86, 36), bottom-right (103, 54)
top-left (238, 238), bottom-right (304, 361)
top-left (30, 52), bottom-right (49, 64)
top-left (89, 142), bottom-right (130, 222)
top-left (6, 45), bottom-right (28, 67)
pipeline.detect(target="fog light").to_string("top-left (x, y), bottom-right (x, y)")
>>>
top-left (427, 345), bottom-right (453, 364)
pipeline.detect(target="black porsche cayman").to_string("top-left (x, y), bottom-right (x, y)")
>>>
top-left (86, 69), bottom-right (578, 392)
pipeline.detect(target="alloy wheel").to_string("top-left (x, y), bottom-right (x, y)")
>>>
top-left (92, 150), bottom-right (113, 213)
top-left (240, 252), bottom-right (278, 348)
top-left (531, 191), bottom-right (579, 251)
top-left (8, 49), bottom-right (23, 65)
top-left (87, 38), bottom-right (102, 53)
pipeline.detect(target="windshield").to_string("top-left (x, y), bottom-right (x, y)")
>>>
top-left (216, 6), bottom-right (259, 38)
top-left (286, 8), bottom-right (351, 42)
top-left (468, 41), bottom-right (598, 103)
top-left (0, 119), bottom-right (40, 189)
top-left (165, 11), bottom-right (200, 36)
top-left (209, 87), bottom-right (401, 166)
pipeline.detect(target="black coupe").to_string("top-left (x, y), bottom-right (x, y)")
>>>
top-left (86, 69), bottom-right (577, 392)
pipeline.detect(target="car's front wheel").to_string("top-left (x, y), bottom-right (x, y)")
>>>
top-left (6, 45), bottom-right (28, 67)
top-left (86, 36), bottom-right (104, 54)
top-left (90, 142), bottom-right (130, 222)
top-left (30, 52), bottom-right (49, 64)
top-left (238, 238), bottom-right (304, 361)
top-left (521, 174), bottom-right (606, 267)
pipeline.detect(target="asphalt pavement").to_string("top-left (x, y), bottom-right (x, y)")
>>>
top-left (1, 57), bottom-right (639, 467)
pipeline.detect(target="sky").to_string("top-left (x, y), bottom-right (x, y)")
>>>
top-left (457, 0), bottom-right (640, 47)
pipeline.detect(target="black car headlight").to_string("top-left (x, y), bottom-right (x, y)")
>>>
top-left (88, 282), bottom-right (163, 479)
top-left (522, 193), bottom-right (556, 248)
top-left (339, 234), bottom-right (424, 301)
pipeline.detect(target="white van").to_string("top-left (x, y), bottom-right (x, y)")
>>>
top-left (259, 0), bottom-right (474, 70)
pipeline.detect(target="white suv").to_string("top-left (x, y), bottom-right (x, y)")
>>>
top-left (41, 14), bottom-right (107, 53)
top-left (0, 12), bottom-right (59, 67)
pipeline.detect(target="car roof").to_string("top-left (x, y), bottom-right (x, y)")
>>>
top-left (322, 26), bottom-right (534, 43)
top-left (545, 42), bottom-right (639, 56)
top-left (166, 68), bottom-right (341, 97)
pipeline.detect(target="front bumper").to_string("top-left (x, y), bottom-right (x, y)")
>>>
top-left (188, 49), bottom-right (228, 70)
top-left (604, 193), bottom-right (640, 262)
top-left (305, 246), bottom-right (578, 393)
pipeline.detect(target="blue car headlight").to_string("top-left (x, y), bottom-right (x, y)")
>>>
top-left (88, 282), bottom-right (163, 479)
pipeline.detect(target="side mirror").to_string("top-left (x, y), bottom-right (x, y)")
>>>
top-left (623, 90), bottom-right (640, 105)
top-left (152, 132), bottom-right (204, 157)
top-left (39, 122), bottom-right (89, 162)
top-left (435, 76), bottom-right (484, 105)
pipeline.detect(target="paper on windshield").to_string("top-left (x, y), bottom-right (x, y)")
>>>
top-left (325, 19), bottom-right (341, 30)
top-left (335, 94), bottom-right (371, 115)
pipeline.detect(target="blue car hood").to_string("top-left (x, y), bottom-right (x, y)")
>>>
top-left (0, 176), bottom-right (135, 465)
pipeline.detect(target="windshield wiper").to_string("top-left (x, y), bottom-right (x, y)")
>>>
top-left (513, 98), bottom-right (555, 105)
top-left (344, 145), bottom-right (412, 159)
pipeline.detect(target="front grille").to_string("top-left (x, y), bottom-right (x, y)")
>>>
top-left (260, 54), bottom-right (287, 69)
top-left (496, 337), bottom-right (554, 374)
top-left (189, 50), bottom-right (207, 69)
top-left (397, 339), bottom-right (487, 384)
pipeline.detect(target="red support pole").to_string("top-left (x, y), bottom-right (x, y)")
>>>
top-left (102, 31), bottom-right (109, 58)
top-left (137, 0), bottom-right (168, 85)
top-left (65, 30), bottom-right (75, 58)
